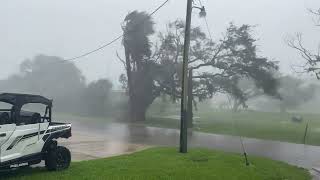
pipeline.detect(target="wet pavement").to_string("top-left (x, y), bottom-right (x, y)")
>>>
top-left (59, 119), bottom-right (320, 172)
top-left (311, 168), bottom-right (320, 180)
top-left (59, 131), bottom-right (150, 161)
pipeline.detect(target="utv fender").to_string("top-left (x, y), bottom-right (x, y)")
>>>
top-left (41, 127), bottom-right (71, 153)
top-left (42, 140), bottom-right (57, 153)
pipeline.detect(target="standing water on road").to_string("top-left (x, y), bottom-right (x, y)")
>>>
top-left (62, 118), bottom-right (320, 169)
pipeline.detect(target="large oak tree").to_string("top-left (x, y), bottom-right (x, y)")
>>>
top-left (155, 21), bottom-right (280, 126)
top-left (120, 13), bottom-right (279, 123)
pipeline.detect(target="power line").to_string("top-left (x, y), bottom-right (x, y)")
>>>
top-left (198, 0), bottom-right (213, 41)
top-left (64, 35), bottom-right (123, 61)
top-left (204, 17), bottom-right (213, 41)
top-left (63, 0), bottom-right (170, 62)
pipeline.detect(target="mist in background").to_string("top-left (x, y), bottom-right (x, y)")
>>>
top-left (1, 0), bottom-right (320, 87)
top-left (1, 0), bottom-right (320, 116)
top-left (1, 1), bottom-right (320, 163)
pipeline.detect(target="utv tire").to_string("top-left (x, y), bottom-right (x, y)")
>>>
top-left (45, 146), bottom-right (71, 171)
top-left (0, 166), bottom-right (10, 171)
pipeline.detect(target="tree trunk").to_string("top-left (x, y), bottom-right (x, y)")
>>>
top-left (280, 104), bottom-right (287, 113)
top-left (187, 70), bottom-right (193, 128)
top-left (123, 43), bottom-right (155, 122)
top-left (131, 102), bottom-right (147, 121)
top-left (124, 45), bottom-right (136, 121)
top-left (232, 99), bottom-right (241, 113)
top-left (127, 64), bottom-right (154, 122)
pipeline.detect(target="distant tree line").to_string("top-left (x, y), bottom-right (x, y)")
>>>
top-left (227, 75), bottom-right (319, 113)
top-left (0, 55), bottom-right (121, 117)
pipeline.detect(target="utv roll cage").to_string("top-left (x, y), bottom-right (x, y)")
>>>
top-left (0, 93), bottom-right (53, 125)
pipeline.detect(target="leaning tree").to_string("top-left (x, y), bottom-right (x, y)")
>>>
top-left (155, 21), bottom-right (280, 127)
top-left (120, 11), bottom-right (162, 121)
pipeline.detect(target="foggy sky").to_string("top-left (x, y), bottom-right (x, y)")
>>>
top-left (1, 0), bottom-right (320, 88)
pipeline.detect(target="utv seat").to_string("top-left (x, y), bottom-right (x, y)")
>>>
top-left (0, 112), bottom-right (10, 125)
top-left (19, 111), bottom-right (41, 125)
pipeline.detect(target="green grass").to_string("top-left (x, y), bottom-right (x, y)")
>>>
top-left (2, 147), bottom-right (310, 180)
top-left (146, 110), bottom-right (320, 146)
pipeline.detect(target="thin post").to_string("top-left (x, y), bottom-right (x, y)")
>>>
top-left (180, 0), bottom-right (193, 153)
top-left (187, 69), bottom-right (193, 128)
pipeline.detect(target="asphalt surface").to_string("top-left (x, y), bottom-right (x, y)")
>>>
top-left (60, 120), bottom-right (320, 170)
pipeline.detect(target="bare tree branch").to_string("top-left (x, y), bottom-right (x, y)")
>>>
top-left (287, 34), bottom-right (314, 63)
top-left (309, 8), bottom-right (320, 16)
top-left (309, 8), bottom-right (320, 26)
top-left (287, 32), bottom-right (320, 79)
top-left (116, 51), bottom-right (127, 68)
top-left (192, 73), bottom-right (229, 79)
top-left (154, 79), bottom-right (181, 98)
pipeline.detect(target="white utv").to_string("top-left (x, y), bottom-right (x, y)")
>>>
top-left (0, 93), bottom-right (72, 171)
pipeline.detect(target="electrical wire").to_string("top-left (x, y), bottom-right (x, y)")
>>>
top-left (204, 17), bottom-right (213, 41)
top-left (64, 35), bottom-right (123, 61)
top-left (198, 0), bottom-right (213, 41)
top-left (62, 0), bottom-right (170, 62)
top-left (198, 4), bottom-right (249, 166)
top-left (198, 5), bottom-right (250, 166)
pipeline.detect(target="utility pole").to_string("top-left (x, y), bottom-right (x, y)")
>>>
top-left (187, 69), bottom-right (193, 128)
top-left (180, 0), bottom-right (193, 153)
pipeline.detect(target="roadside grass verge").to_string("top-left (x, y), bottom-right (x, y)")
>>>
top-left (146, 111), bottom-right (320, 146)
top-left (2, 147), bottom-right (310, 180)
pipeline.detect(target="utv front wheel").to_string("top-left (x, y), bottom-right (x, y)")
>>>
top-left (45, 146), bottom-right (71, 171)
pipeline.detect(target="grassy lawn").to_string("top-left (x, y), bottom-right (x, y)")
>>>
top-left (146, 110), bottom-right (320, 146)
top-left (2, 147), bottom-right (310, 180)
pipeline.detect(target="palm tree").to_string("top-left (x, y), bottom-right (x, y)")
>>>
top-left (121, 11), bottom-right (156, 121)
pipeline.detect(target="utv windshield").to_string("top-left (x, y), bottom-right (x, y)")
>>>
top-left (0, 102), bottom-right (12, 125)
top-left (21, 103), bottom-right (51, 123)
top-left (0, 101), bottom-right (12, 111)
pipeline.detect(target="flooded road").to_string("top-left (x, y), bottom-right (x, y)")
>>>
top-left (61, 120), bottom-right (320, 169)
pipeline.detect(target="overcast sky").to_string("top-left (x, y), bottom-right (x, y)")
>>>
top-left (1, 0), bottom-right (320, 88)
